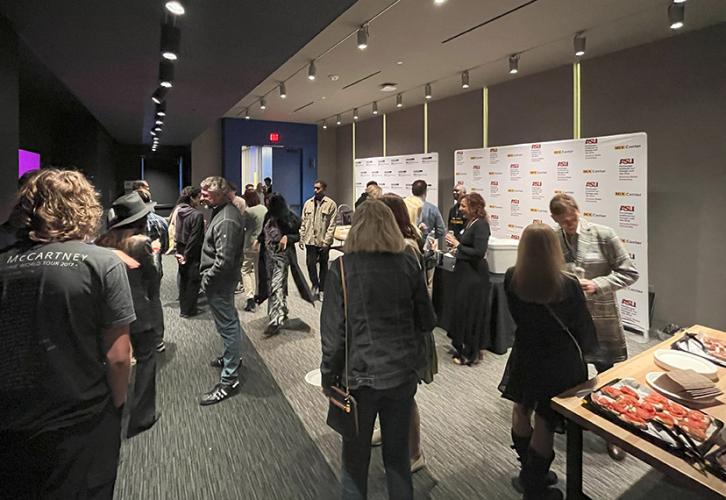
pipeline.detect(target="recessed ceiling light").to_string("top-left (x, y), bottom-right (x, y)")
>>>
top-left (434, 0), bottom-right (447, 4)
top-left (321, 96), bottom-right (327, 100)
top-left (328, 74), bottom-right (339, 81)
top-left (380, 83), bottom-right (398, 92)
top-left (396, 61), bottom-right (404, 65)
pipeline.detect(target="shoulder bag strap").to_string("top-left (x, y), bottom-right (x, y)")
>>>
top-left (339, 257), bottom-right (350, 394)
top-left (544, 304), bottom-right (587, 377)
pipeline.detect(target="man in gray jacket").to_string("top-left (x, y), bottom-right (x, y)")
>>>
top-left (199, 176), bottom-right (244, 405)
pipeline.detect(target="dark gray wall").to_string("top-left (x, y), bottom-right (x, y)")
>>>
top-left (191, 120), bottom-right (222, 186)
top-left (582, 24), bottom-right (726, 330)
top-left (355, 115), bottom-right (383, 159)
top-left (429, 90), bottom-right (483, 211)
top-left (0, 16), bottom-right (19, 220)
top-left (489, 65), bottom-right (572, 146)
top-left (386, 105), bottom-right (424, 156)
top-left (336, 124), bottom-right (353, 206)
top-left (317, 127), bottom-right (338, 201)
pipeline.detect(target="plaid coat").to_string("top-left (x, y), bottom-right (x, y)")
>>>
top-left (557, 218), bottom-right (639, 364)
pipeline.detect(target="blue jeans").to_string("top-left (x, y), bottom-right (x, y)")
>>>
top-left (206, 289), bottom-right (242, 384)
top-left (341, 381), bottom-right (417, 500)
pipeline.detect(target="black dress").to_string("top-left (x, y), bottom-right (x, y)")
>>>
top-left (441, 218), bottom-right (490, 364)
top-left (499, 268), bottom-right (597, 427)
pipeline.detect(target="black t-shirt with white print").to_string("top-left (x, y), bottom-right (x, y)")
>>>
top-left (0, 240), bottom-right (136, 433)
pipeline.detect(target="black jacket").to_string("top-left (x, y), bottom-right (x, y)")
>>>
top-left (200, 202), bottom-right (243, 292)
top-left (175, 204), bottom-right (204, 263)
top-left (354, 193), bottom-right (369, 208)
top-left (114, 238), bottom-right (160, 335)
top-left (320, 252), bottom-right (436, 391)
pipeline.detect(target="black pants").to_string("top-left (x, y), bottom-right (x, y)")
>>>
top-left (179, 259), bottom-right (201, 315)
top-left (127, 328), bottom-right (157, 438)
top-left (305, 245), bottom-right (329, 291)
top-left (341, 381), bottom-right (417, 500)
top-left (0, 402), bottom-right (122, 499)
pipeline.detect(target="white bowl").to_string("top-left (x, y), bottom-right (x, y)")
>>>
top-left (653, 349), bottom-right (719, 381)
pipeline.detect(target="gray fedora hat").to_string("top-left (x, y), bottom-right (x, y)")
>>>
top-left (107, 192), bottom-right (151, 229)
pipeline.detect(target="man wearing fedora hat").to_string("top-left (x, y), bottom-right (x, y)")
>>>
top-left (199, 176), bottom-right (245, 405)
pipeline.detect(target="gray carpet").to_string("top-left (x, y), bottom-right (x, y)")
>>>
top-left (114, 253), bottom-right (717, 499)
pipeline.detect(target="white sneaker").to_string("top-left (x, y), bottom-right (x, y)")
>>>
top-left (411, 452), bottom-right (426, 473)
top-left (371, 427), bottom-right (383, 446)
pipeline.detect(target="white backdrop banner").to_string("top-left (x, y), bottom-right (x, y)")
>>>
top-left (354, 153), bottom-right (439, 207)
top-left (455, 133), bottom-right (649, 333)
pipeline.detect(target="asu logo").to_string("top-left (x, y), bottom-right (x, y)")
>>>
top-left (586, 181), bottom-right (598, 188)
top-left (490, 148), bottom-right (498, 153)
top-left (620, 205), bottom-right (635, 212)
top-left (490, 181), bottom-right (499, 186)
top-left (490, 214), bottom-right (499, 220)
top-left (622, 299), bottom-right (636, 308)
top-left (511, 199), bottom-right (520, 205)
top-left (456, 151), bottom-right (463, 156)
top-left (531, 144), bottom-right (541, 149)
top-left (511, 163), bottom-right (520, 168)
top-left (510, 235), bottom-right (521, 240)
top-left (531, 181), bottom-right (542, 187)
top-left (473, 165), bottom-right (481, 170)
top-left (619, 158), bottom-right (634, 165)
top-left (532, 219), bottom-right (543, 224)
top-left (585, 138), bottom-right (598, 144)
top-left (557, 161), bottom-right (569, 167)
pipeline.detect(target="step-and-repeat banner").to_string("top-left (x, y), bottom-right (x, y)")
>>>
top-left (455, 133), bottom-right (648, 333)
top-left (354, 153), bottom-right (439, 207)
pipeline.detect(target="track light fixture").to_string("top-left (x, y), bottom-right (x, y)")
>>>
top-left (396, 93), bottom-right (403, 108)
top-left (461, 70), bottom-right (470, 89)
top-left (509, 54), bottom-right (519, 74)
top-left (669, 2), bottom-right (685, 30)
top-left (155, 102), bottom-right (166, 117)
top-left (357, 25), bottom-right (369, 50)
top-left (353, 108), bottom-right (359, 120)
top-left (165, 1), bottom-right (185, 15)
top-left (159, 60), bottom-right (175, 88)
top-left (308, 61), bottom-right (317, 81)
top-left (574, 32), bottom-right (586, 57)
top-left (336, 114), bottom-right (342, 125)
top-left (151, 87), bottom-right (168, 104)
top-left (244, 108), bottom-right (250, 120)
top-left (150, 130), bottom-right (157, 136)
top-left (260, 98), bottom-right (266, 110)
top-left (161, 22), bottom-right (181, 61)
top-left (154, 126), bottom-right (162, 132)
top-left (155, 119), bottom-right (164, 125)
top-left (372, 101), bottom-right (378, 115)
top-left (425, 83), bottom-right (432, 100)
top-left (673, 0), bottom-right (686, 3)
top-left (322, 120), bottom-right (327, 129)
top-left (279, 82), bottom-right (287, 99)
top-left (434, 0), bottom-right (447, 4)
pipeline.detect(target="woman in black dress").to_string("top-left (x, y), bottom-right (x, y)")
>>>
top-left (443, 192), bottom-right (490, 366)
top-left (501, 223), bottom-right (597, 500)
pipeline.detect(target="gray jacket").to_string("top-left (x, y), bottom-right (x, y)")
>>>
top-left (200, 202), bottom-right (244, 292)
top-left (557, 218), bottom-right (639, 364)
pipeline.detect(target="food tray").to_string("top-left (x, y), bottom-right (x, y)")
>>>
top-left (672, 332), bottom-right (726, 368)
top-left (585, 378), bottom-right (723, 456)
top-left (705, 445), bottom-right (726, 480)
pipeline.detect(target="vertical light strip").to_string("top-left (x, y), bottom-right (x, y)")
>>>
top-left (352, 121), bottom-right (357, 205)
top-left (573, 62), bottom-right (581, 139)
top-left (482, 87), bottom-right (489, 148)
top-left (382, 113), bottom-right (387, 156)
top-left (423, 101), bottom-right (429, 154)
top-left (141, 156), bottom-right (145, 180)
top-left (178, 156), bottom-right (183, 193)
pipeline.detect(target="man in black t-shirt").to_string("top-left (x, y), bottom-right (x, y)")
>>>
top-left (0, 170), bottom-right (135, 499)
top-left (448, 182), bottom-right (467, 238)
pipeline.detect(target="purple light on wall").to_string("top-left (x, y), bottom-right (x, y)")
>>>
top-left (18, 149), bottom-right (41, 177)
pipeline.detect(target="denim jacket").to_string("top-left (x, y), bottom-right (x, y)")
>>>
top-left (320, 252), bottom-right (436, 391)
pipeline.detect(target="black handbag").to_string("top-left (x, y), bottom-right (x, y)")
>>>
top-left (326, 258), bottom-right (359, 438)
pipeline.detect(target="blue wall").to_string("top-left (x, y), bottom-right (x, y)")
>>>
top-left (222, 118), bottom-right (318, 203)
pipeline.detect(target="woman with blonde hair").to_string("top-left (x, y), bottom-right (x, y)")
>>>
top-left (500, 223), bottom-right (597, 500)
top-left (321, 199), bottom-right (435, 500)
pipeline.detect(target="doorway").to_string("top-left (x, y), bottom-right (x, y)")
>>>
top-left (272, 147), bottom-right (303, 214)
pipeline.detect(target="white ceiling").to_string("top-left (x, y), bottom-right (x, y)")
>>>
top-left (225, 0), bottom-right (726, 126)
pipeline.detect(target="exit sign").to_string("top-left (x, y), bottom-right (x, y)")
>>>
top-left (269, 132), bottom-right (280, 143)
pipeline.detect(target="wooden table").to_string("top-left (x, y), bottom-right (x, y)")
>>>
top-left (552, 325), bottom-right (726, 499)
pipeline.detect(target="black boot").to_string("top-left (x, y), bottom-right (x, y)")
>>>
top-left (511, 430), bottom-right (558, 493)
top-left (521, 449), bottom-right (563, 500)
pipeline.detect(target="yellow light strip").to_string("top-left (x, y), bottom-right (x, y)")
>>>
top-left (352, 121), bottom-right (356, 204)
top-left (482, 87), bottom-right (489, 148)
top-left (424, 101), bottom-right (429, 153)
top-left (382, 113), bottom-right (387, 156)
top-left (573, 62), bottom-right (581, 139)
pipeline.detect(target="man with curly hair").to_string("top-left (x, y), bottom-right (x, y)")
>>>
top-left (0, 169), bottom-right (135, 498)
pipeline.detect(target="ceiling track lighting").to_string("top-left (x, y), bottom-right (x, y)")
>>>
top-left (155, 119), bottom-right (164, 125)
top-left (574, 32), bottom-right (586, 57)
top-left (279, 82), bottom-right (287, 99)
top-left (673, 0), bottom-right (686, 3)
top-left (461, 70), bottom-right (470, 89)
top-left (357, 25), bottom-right (369, 50)
top-left (244, 108), bottom-right (250, 120)
top-left (154, 126), bottom-right (162, 132)
top-left (150, 130), bottom-right (157, 136)
top-left (509, 54), bottom-right (520, 75)
top-left (260, 98), bottom-right (266, 110)
top-left (165, 1), bottom-right (186, 15)
top-left (396, 93), bottom-right (403, 108)
top-left (425, 83), bottom-right (432, 100)
top-left (353, 108), bottom-right (359, 120)
top-left (336, 114), bottom-right (342, 125)
top-left (322, 120), bottom-right (327, 129)
top-left (161, 22), bottom-right (181, 61)
top-left (434, 0), bottom-right (448, 4)
top-left (159, 60), bottom-right (175, 88)
top-left (308, 60), bottom-right (317, 81)
top-left (155, 101), bottom-right (166, 116)
top-left (669, 2), bottom-right (685, 30)
top-left (151, 87), bottom-right (168, 104)
top-left (372, 101), bottom-right (378, 115)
